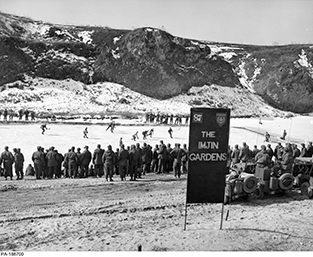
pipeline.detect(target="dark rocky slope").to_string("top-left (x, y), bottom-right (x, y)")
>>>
top-left (1, 12), bottom-right (313, 113)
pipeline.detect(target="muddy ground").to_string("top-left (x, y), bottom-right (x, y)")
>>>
top-left (1, 172), bottom-right (313, 251)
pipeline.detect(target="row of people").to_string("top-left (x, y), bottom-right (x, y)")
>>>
top-left (230, 141), bottom-right (313, 165)
top-left (0, 141), bottom-right (189, 181)
top-left (230, 141), bottom-right (313, 177)
top-left (145, 113), bottom-right (189, 125)
top-left (0, 109), bottom-right (36, 121)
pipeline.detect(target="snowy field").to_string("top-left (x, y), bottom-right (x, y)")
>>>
top-left (1, 116), bottom-right (313, 251)
top-left (0, 115), bottom-right (312, 167)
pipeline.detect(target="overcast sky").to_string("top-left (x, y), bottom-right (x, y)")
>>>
top-left (1, 0), bottom-right (313, 45)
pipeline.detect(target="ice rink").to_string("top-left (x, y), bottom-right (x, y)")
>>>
top-left (0, 115), bottom-right (312, 165)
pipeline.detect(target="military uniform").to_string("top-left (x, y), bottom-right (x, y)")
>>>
top-left (46, 148), bottom-right (58, 179)
top-left (93, 146), bottom-right (104, 177)
top-left (0, 148), bottom-right (14, 180)
top-left (32, 147), bottom-right (45, 179)
top-left (118, 147), bottom-right (129, 181)
top-left (170, 144), bottom-right (185, 178)
top-left (102, 146), bottom-right (116, 181)
top-left (14, 149), bottom-right (24, 180)
top-left (66, 149), bottom-right (78, 178)
top-left (80, 147), bottom-right (92, 178)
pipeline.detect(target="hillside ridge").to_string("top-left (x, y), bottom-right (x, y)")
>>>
top-left (1, 12), bottom-right (313, 114)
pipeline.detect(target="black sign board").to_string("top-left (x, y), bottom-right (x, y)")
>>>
top-left (186, 108), bottom-right (230, 203)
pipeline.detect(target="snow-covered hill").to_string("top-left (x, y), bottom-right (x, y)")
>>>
top-left (1, 12), bottom-right (313, 115)
top-left (0, 76), bottom-right (290, 118)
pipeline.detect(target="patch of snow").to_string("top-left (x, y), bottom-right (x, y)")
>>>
top-left (219, 46), bottom-right (244, 51)
top-left (0, 76), bottom-right (289, 118)
top-left (25, 23), bottom-right (50, 37)
top-left (219, 52), bottom-right (237, 62)
top-left (19, 47), bottom-right (34, 57)
top-left (191, 41), bottom-right (207, 49)
top-left (206, 44), bottom-right (222, 55)
top-left (111, 48), bottom-right (120, 59)
top-left (252, 67), bottom-right (261, 81)
top-left (172, 37), bottom-right (180, 45)
top-left (37, 49), bottom-right (88, 63)
top-left (60, 29), bottom-right (77, 41)
top-left (113, 35), bottom-right (122, 44)
top-left (294, 49), bottom-right (313, 77)
top-left (78, 30), bottom-right (93, 44)
top-left (298, 49), bottom-right (309, 68)
top-left (237, 60), bottom-right (256, 93)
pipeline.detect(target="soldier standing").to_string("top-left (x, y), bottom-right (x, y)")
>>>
top-left (171, 143), bottom-right (185, 178)
top-left (254, 145), bottom-right (271, 169)
top-left (141, 143), bottom-right (152, 175)
top-left (150, 144), bottom-right (159, 173)
top-left (55, 150), bottom-right (64, 178)
top-left (32, 146), bottom-right (45, 179)
top-left (66, 146), bottom-right (78, 178)
top-left (14, 148), bottom-right (24, 180)
top-left (92, 144), bottom-right (104, 178)
top-left (46, 147), bottom-right (58, 179)
top-left (135, 143), bottom-right (143, 178)
top-left (157, 140), bottom-right (167, 174)
top-left (102, 145), bottom-right (116, 181)
top-left (129, 145), bottom-right (140, 181)
top-left (0, 146), bottom-right (15, 180)
top-left (18, 109), bottom-right (23, 120)
top-left (76, 147), bottom-right (82, 177)
top-left (181, 144), bottom-right (188, 174)
top-left (239, 142), bottom-right (250, 163)
top-left (62, 149), bottom-right (71, 178)
top-left (165, 143), bottom-right (173, 172)
top-left (80, 146), bottom-right (92, 178)
top-left (118, 144), bottom-right (129, 181)
top-left (24, 109), bottom-right (30, 121)
top-left (31, 111), bottom-right (35, 121)
top-left (3, 109), bottom-right (8, 121)
top-left (231, 144), bottom-right (240, 164)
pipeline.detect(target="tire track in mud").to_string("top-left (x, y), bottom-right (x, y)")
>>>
top-left (0, 200), bottom-right (78, 213)
top-left (0, 202), bottom-right (184, 224)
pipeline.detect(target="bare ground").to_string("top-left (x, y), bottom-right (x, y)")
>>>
top-left (1, 173), bottom-right (313, 251)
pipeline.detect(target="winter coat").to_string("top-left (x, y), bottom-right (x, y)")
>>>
top-left (46, 150), bottom-right (58, 167)
top-left (102, 150), bottom-right (116, 166)
top-left (32, 151), bottom-right (45, 165)
top-left (118, 149), bottom-right (129, 166)
top-left (80, 149), bottom-right (92, 166)
top-left (93, 148), bottom-right (104, 165)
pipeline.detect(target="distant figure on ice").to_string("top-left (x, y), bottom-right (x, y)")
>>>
top-left (40, 124), bottom-right (49, 135)
top-left (168, 127), bottom-right (173, 138)
top-left (119, 137), bottom-right (123, 148)
top-left (148, 128), bottom-right (154, 138)
top-left (259, 118), bottom-right (263, 125)
top-left (83, 127), bottom-right (88, 138)
top-left (142, 130), bottom-right (149, 140)
top-left (106, 120), bottom-right (116, 133)
top-left (281, 129), bottom-right (287, 140)
top-left (132, 131), bottom-right (139, 141)
top-left (264, 132), bottom-right (271, 142)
